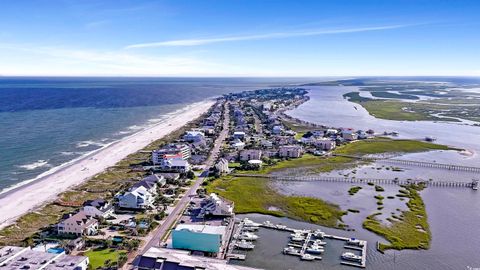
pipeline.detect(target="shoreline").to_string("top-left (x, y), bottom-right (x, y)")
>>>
top-left (0, 99), bottom-right (215, 230)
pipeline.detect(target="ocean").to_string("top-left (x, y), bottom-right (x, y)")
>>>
top-left (0, 77), bottom-right (308, 193)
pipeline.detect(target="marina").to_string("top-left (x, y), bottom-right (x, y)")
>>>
top-left (227, 218), bottom-right (367, 268)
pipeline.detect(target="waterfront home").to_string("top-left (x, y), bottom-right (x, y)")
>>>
top-left (155, 172), bottom-right (180, 182)
top-left (239, 149), bottom-right (262, 161)
top-left (183, 130), bottom-right (205, 143)
top-left (341, 129), bottom-right (358, 141)
top-left (152, 144), bottom-right (191, 164)
top-left (132, 174), bottom-right (166, 192)
top-left (215, 158), bottom-right (230, 174)
top-left (136, 247), bottom-right (260, 270)
top-left (118, 186), bottom-right (155, 210)
top-left (172, 224), bottom-right (226, 253)
top-left (313, 138), bottom-right (337, 150)
top-left (160, 157), bottom-right (191, 173)
top-left (0, 246), bottom-right (89, 270)
top-left (279, 145), bottom-right (303, 158)
top-left (233, 131), bottom-right (246, 140)
top-left (83, 199), bottom-right (114, 218)
top-left (197, 193), bottom-right (234, 218)
top-left (57, 211), bottom-right (98, 236)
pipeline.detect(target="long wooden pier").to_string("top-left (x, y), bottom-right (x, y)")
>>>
top-left (235, 173), bottom-right (478, 189)
top-left (333, 154), bottom-right (480, 173)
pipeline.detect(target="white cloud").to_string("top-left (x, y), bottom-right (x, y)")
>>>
top-left (125, 24), bottom-right (413, 49)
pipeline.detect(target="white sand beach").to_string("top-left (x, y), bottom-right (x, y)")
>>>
top-left (0, 100), bottom-right (214, 229)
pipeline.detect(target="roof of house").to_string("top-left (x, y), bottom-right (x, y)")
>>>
top-left (132, 174), bottom-right (164, 190)
top-left (60, 211), bottom-right (97, 227)
top-left (0, 246), bottom-right (88, 270)
top-left (83, 199), bottom-right (108, 208)
top-left (174, 224), bottom-right (226, 236)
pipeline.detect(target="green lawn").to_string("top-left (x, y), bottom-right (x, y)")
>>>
top-left (363, 184), bottom-right (431, 252)
top-left (206, 176), bottom-right (346, 228)
top-left (85, 248), bottom-right (127, 269)
top-left (334, 138), bottom-right (453, 156)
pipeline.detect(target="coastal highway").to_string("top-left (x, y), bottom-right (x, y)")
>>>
top-left (125, 101), bottom-right (230, 268)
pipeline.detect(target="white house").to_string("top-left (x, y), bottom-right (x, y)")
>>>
top-left (118, 175), bottom-right (165, 209)
top-left (161, 157), bottom-right (191, 173)
top-left (215, 158), bottom-right (230, 174)
top-left (83, 199), bottom-right (114, 218)
top-left (314, 138), bottom-right (336, 150)
top-left (183, 130), bottom-right (205, 143)
top-left (342, 129), bottom-right (358, 141)
top-left (279, 145), bottom-right (303, 158)
top-left (197, 193), bottom-right (234, 218)
top-left (118, 186), bottom-right (155, 210)
top-left (230, 139), bottom-right (245, 150)
top-left (57, 211), bottom-right (98, 236)
top-left (239, 149), bottom-right (262, 161)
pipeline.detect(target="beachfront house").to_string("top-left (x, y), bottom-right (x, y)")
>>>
top-left (239, 149), bottom-right (262, 161)
top-left (183, 130), bottom-right (205, 143)
top-left (57, 211), bottom-right (98, 236)
top-left (152, 144), bottom-right (191, 164)
top-left (118, 174), bottom-right (165, 209)
top-left (279, 145), bottom-right (303, 158)
top-left (160, 157), bottom-right (191, 173)
top-left (83, 199), bottom-right (114, 218)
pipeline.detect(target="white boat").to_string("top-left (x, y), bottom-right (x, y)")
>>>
top-left (312, 240), bottom-right (327, 246)
top-left (237, 232), bottom-right (259, 241)
top-left (263, 221), bottom-right (275, 227)
top-left (235, 240), bottom-right (255, 250)
top-left (347, 238), bottom-right (364, 247)
top-left (306, 245), bottom-right (324, 254)
top-left (276, 224), bottom-right (287, 230)
top-left (243, 218), bottom-right (261, 227)
top-left (313, 229), bottom-right (325, 238)
top-left (283, 246), bottom-right (300, 255)
top-left (290, 234), bottom-right (305, 242)
top-left (341, 252), bottom-right (362, 262)
top-left (301, 254), bottom-right (316, 261)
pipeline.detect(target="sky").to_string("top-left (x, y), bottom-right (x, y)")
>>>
top-left (0, 0), bottom-right (479, 77)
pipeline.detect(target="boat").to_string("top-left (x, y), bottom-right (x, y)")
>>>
top-left (283, 246), bottom-right (300, 255)
top-left (243, 218), bottom-right (261, 227)
top-left (312, 239), bottom-right (327, 246)
top-left (313, 229), bottom-right (325, 238)
top-left (263, 220), bottom-right (275, 228)
top-left (276, 224), bottom-right (287, 230)
top-left (347, 238), bottom-right (364, 247)
top-left (290, 234), bottom-right (305, 242)
top-left (341, 252), bottom-right (362, 262)
top-left (242, 226), bottom-right (259, 232)
top-left (306, 245), bottom-right (324, 254)
top-left (237, 232), bottom-right (259, 241)
top-left (235, 240), bottom-right (255, 250)
top-left (301, 254), bottom-right (316, 261)
top-left (425, 136), bottom-right (437, 142)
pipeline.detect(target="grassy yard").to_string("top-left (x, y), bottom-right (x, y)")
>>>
top-left (85, 248), bottom-right (127, 269)
top-left (363, 184), bottom-right (430, 252)
top-left (334, 138), bottom-right (453, 156)
top-left (206, 176), bottom-right (346, 228)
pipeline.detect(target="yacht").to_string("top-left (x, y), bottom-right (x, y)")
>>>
top-left (301, 254), bottom-right (316, 261)
top-left (242, 226), bottom-right (259, 232)
top-left (341, 252), bottom-right (362, 262)
top-left (237, 232), bottom-right (259, 241)
top-left (243, 218), bottom-right (261, 227)
top-left (347, 238), bottom-right (364, 247)
top-left (313, 229), bottom-right (325, 238)
top-left (306, 245), bottom-right (324, 254)
top-left (276, 224), bottom-right (287, 230)
top-left (312, 239), bottom-right (327, 246)
top-left (290, 234), bottom-right (305, 242)
top-left (235, 240), bottom-right (255, 250)
top-left (283, 246), bottom-right (300, 255)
